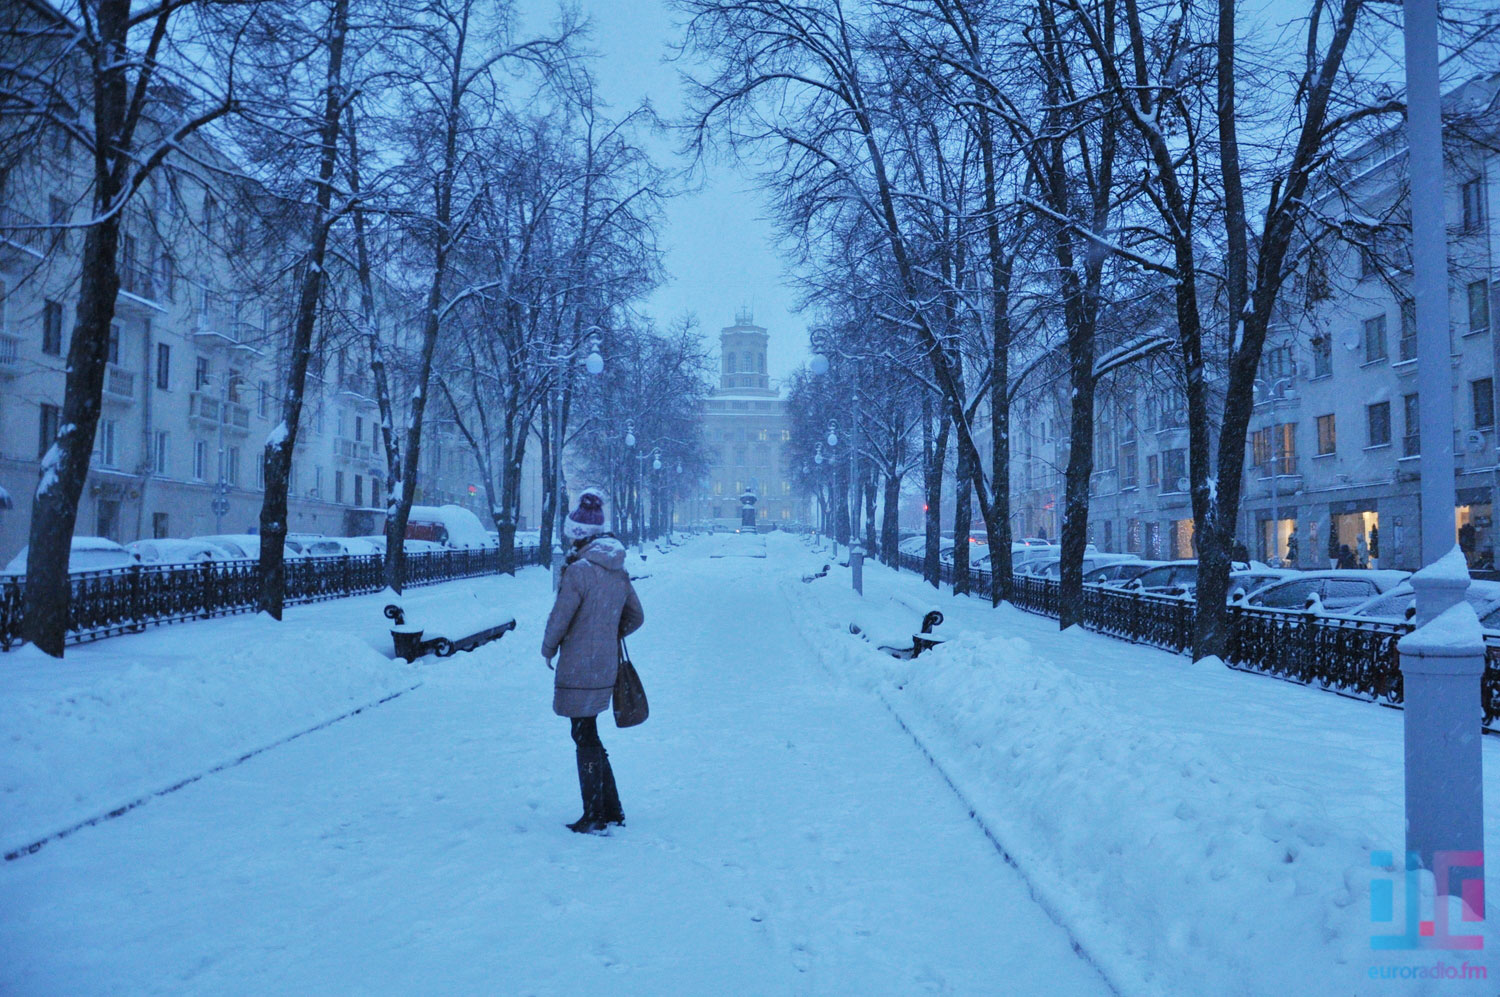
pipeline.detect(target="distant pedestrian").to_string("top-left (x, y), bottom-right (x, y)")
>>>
top-left (1337, 543), bottom-right (1357, 570)
top-left (542, 489), bottom-right (645, 834)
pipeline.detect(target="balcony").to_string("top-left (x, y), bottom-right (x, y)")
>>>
top-left (188, 390), bottom-right (251, 433)
top-left (333, 436), bottom-right (373, 462)
top-left (115, 260), bottom-right (165, 315)
top-left (0, 205), bottom-right (47, 263)
top-left (102, 363), bottom-right (136, 404)
top-left (0, 330), bottom-right (21, 375)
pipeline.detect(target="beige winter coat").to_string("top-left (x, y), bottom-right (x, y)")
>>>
top-left (542, 536), bottom-right (645, 718)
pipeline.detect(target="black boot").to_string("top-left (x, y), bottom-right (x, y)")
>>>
top-left (569, 746), bottom-right (608, 833)
top-left (599, 753), bottom-right (624, 826)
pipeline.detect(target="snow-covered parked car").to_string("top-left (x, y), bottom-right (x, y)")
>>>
top-left (303, 537), bottom-right (384, 558)
top-left (405, 505), bottom-right (495, 549)
top-left (1243, 569), bottom-right (1411, 613)
top-left (188, 534), bottom-right (305, 562)
top-left (126, 538), bottom-right (233, 565)
top-left (2, 537), bottom-right (140, 575)
top-left (1118, 560), bottom-right (1248, 597)
top-left (1344, 579), bottom-right (1500, 626)
top-left (1226, 568), bottom-right (1302, 603)
top-left (1028, 553), bottom-right (1140, 580)
top-left (1086, 559), bottom-right (1165, 585)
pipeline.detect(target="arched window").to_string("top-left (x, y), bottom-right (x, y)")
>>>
top-left (727, 353), bottom-right (737, 373)
top-left (742, 351), bottom-right (753, 372)
top-left (757, 352), bottom-right (765, 374)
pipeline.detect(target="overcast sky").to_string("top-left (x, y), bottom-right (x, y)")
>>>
top-left (517, 0), bottom-right (809, 386)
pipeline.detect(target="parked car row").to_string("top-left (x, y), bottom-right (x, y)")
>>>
top-left (0, 504), bottom-right (544, 575)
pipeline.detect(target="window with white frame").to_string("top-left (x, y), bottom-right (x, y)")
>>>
top-left (193, 440), bottom-right (209, 480)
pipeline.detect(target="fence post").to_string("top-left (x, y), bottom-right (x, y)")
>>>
top-left (200, 560), bottom-right (215, 619)
top-left (552, 543), bottom-right (565, 591)
top-left (1399, 549), bottom-right (1485, 913)
top-left (129, 563), bottom-right (144, 632)
top-left (850, 543), bottom-right (863, 595)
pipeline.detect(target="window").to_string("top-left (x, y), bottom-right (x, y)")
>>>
top-left (1363, 315), bottom-right (1387, 363)
top-left (152, 512), bottom-right (169, 539)
top-left (203, 192), bottom-right (217, 233)
top-left (1474, 379), bottom-right (1495, 430)
top-left (193, 441), bottom-right (209, 480)
top-left (258, 380), bottom-right (269, 418)
top-left (106, 324), bottom-right (120, 365)
top-left (97, 419), bottom-right (117, 467)
top-left (42, 299), bottom-right (62, 355)
top-left (1120, 442), bottom-right (1138, 489)
top-left (195, 356), bottom-right (210, 390)
top-left (757, 428), bottom-right (767, 442)
top-left (354, 474), bottom-right (364, 507)
top-left (355, 416), bottom-right (364, 442)
top-left (1462, 177), bottom-right (1486, 232)
top-left (225, 446), bottom-right (239, 486)
top-left (780, 429), bottom-right (790, 442)
top-left (1251, 424), bottom-right (1295, 475)
top-left (1367, 401), bottom-right (1391, 447)
top-left (153, 430), bottom-right (168, 474)
top-left (155, 254), bottom-right (174, 301)
top-left (48, 195), bottom-right (68, 249)
top-left (757, 353), bottom-right (766, 374)
top-left (1146, 454), bottom-right (1159, 488)
top-left (226, 369), bottom-right (241, 403)
top-left (1403, 393), bottom-right (1420, 457)
top-left (1359, 243), bottom-right (1377, 279)
top-left (156, 343), bottom-right (171, 390)
top-left (335, 470), bottom-right (345, 504)
top-left (1162, 449), bottom-right (1187, 492)
top-left (1311, 336), bottom-right (1332, 378)
top-left (726, 353), bottom-right (737, 373)
top-left (1399, 299), bottom-right (1417, 361)
top-left (1261, 342), bottom-right (1293, 380)
top-left (734, 447), bottom-right (745, 466)
top-left (1316, 414), bottom-right (1336, 455)
top-left (314, 466), bottom-right (323, 497)
top-left (38, 402), bottom-right (60, 458)
top-left (1468, 280), bottom-right (1491, 334)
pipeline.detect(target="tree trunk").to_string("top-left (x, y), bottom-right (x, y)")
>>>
top-left (881, 471), bottom-right (900, 565)
top-left (258, 0), bottom-right (348, 618)
top-left (923, 406), bottom-right (950, 587)
top-left (23, 1), bottom-right (132, 656)
top-left (952, 444), bottom-right (972, 595)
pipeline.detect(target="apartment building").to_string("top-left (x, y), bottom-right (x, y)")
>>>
top-left (0, 142), bottom-right (539, 563)
top-left (1012, 73), bottom-right (1499, 572)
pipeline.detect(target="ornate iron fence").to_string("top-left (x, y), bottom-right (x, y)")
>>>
top-left (891, 551), bottom-right (1500, 731)
top-left (0, 546), bottom-right (541, 651)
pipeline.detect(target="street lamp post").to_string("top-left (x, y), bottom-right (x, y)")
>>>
top-left (552, 333), bottom-right (604, 591)
top-left (1253, 376), bottom-right (1294, 565)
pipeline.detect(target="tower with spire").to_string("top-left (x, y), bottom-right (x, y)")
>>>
top-left (718, 307), bottom-right (775, 396)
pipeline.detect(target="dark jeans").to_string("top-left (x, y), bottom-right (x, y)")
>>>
top-left (571, 716), bottom-right (621, 820)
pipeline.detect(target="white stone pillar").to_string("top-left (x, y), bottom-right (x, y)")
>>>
top-left (1399, 548), bottom-right (1485, 908)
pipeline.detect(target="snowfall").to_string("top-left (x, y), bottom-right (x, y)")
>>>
top-left (3, 533), bottom-right (1499, 995)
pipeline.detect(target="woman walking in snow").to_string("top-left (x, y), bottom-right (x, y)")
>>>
top-left (542, 489), bottom-right (645, 833)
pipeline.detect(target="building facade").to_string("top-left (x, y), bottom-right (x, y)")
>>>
top-left (1012, 73), bottom-right (1499, 572)
top-left (0, 139), bottom-right (540, 563)
top-left (695, 312), bottom-right (801, 526)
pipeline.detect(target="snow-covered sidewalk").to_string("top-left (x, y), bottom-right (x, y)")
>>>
top-left (0, 538), bottom-right (1112, 995)
top-left (788, 541), bottom-right (1500, 995)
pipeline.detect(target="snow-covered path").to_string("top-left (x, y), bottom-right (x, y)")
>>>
top-left (1, 541), bottom-right (1112, 995)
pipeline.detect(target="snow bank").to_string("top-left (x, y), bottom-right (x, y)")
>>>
top-left (0, 571), bottom-right (552, 855)
top-left (777, 544), bottom-right (1500, 997)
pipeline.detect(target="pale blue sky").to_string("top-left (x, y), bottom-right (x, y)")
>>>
top-left (519, 0), bottom-right (809, 384)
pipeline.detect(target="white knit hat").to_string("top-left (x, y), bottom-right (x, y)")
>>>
top-left (563, 488), bottom-right (609, 541)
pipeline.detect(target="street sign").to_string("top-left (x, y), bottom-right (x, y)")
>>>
top-left (211, 497), bottom-right (230, 517)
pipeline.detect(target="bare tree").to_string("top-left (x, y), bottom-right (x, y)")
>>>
top-left (3, 0), bottom-right (244, 655)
